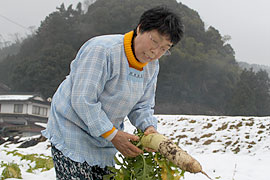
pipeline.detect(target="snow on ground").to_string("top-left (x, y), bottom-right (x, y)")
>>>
top-left (1, 115), bottom-right (270, 180)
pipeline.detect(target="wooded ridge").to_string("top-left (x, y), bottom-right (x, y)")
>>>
top-left (0, 0), bottom-right (269, 116)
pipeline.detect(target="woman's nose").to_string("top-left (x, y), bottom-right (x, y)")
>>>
top-left (150, 49), bottom-right (159, 57)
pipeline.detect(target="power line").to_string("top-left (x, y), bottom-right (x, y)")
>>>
top-left (0, 13), bottom-right (29, 30)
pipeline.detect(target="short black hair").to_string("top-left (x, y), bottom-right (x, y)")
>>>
top-left (138, 6), bottom-right (184, 45)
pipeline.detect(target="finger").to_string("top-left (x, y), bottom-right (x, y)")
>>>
top-left (144, 130), bottom-right (157, 135)
top-left (125, 132), bottom-right (140, 141)
top-left (144, 126), bottom-right (157, 135)
top-left (128, 148), bottom-right (140, 157)
top-left (128, 143), bottom-right (144, 154)
top-left (144, 131), bottom-right (151, 135)
top-left (123, 148), bottom-right (140, 158)
top-left (145, 147), bottom-right (156, 152)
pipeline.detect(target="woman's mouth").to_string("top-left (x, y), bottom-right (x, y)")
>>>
top-left (144, 53), bottom-right (152, 61)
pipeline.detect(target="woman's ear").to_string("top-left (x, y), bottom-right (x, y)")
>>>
top-left (136, 24), bottom-right (141, 34)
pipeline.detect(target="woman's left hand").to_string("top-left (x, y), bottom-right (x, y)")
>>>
top-left (144, 126), bottom-right (158, 135)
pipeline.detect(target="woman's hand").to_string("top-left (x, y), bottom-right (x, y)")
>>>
top-left (144, 126), bottom-right (158, 135)
top-left (111, 130), bottom-right (143, 157)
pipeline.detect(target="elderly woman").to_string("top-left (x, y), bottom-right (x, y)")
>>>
top-left (42, 5), bottom-right (184, 180)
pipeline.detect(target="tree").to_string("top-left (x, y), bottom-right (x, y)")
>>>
top-left (254, 69), bottom-right (270, 115)
top-left (0, 0), bottom-right (241, 115)
top-left (226, 68), bottom-right (270, 116)
top-left (11, 43), bottom-right (76, 98)
top-left (226, 69), bottom-right (256, 115)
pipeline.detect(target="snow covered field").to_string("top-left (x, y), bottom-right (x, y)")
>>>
top-left (1, 115), bottom-right (270, 180)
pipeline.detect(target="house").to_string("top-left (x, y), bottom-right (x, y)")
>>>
top-left (0, 92), bottom-right (50, 137)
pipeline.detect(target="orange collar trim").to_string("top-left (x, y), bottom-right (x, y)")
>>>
top-left (124, 31), bottom-right (147, 71)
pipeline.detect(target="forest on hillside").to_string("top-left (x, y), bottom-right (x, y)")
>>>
top-left (0, 0), bottom-right (270, 116)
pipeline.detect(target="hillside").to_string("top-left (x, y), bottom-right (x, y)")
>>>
top-left (1, 115), bottom-right (269, 180)
top-left (238, 61), bottom-right (270, 76)
top-left (0, 42), bottom-right (21, 62)
top-left (0, 0), bottom-right (241, 115)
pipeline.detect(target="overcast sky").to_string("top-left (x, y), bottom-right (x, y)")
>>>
top-left (0, 0), bottom-right (269, 66)
top-left (179, 0), bottom-right (270, 66)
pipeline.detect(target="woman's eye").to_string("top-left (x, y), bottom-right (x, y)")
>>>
top-left (153, 40), bottom-right (158, 44)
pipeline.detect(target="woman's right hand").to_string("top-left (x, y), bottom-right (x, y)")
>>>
top-left (111, 130), bottom-right (143, 157)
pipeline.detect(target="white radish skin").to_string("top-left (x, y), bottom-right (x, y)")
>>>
top-left (141, 133), bottom-right (212, 179)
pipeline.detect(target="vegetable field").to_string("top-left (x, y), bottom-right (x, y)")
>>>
top-left (1, 115), bottom-right (269, 180)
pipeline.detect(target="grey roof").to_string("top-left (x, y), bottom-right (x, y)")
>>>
top-left (0, 94), bottom-right (34, 101)
top-left (0, 93), bottom-right (49, 104)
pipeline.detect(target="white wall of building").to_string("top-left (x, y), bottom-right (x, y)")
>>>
top-left (0, 101), bottom-right (50, 117)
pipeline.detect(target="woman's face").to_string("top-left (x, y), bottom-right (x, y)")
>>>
top-left (133, 27), bottom-right (173, 64)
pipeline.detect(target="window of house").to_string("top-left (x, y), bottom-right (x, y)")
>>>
top-left (40, 107), bottom-right (48, 116)
top-left (14, 104), bottom-right (23, 113)
top-left (41, 107), bottom-right (48, 116)
top-left (32, 105), bottom-right (48, 116)
top-left (32, 105), bottom-right (40, 115)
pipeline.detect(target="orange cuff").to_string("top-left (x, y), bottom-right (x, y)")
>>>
top-left (101, 127), bottom-right (116, 138)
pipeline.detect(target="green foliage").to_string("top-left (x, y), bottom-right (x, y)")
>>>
top-left (5, 150), bottom-right (54, 172)
top-left (104, 129), bottom-right (185, 180)
top-left (0, 42), bottom-right (21, 62)
top-left (1, 162), bottom-right (22, 180)
top-left (10, 43), bottom-right (75, 98)
top-left (226, 68), bottom-right (270, 116)
top-left (1, 0), bottom-right (268, 115)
